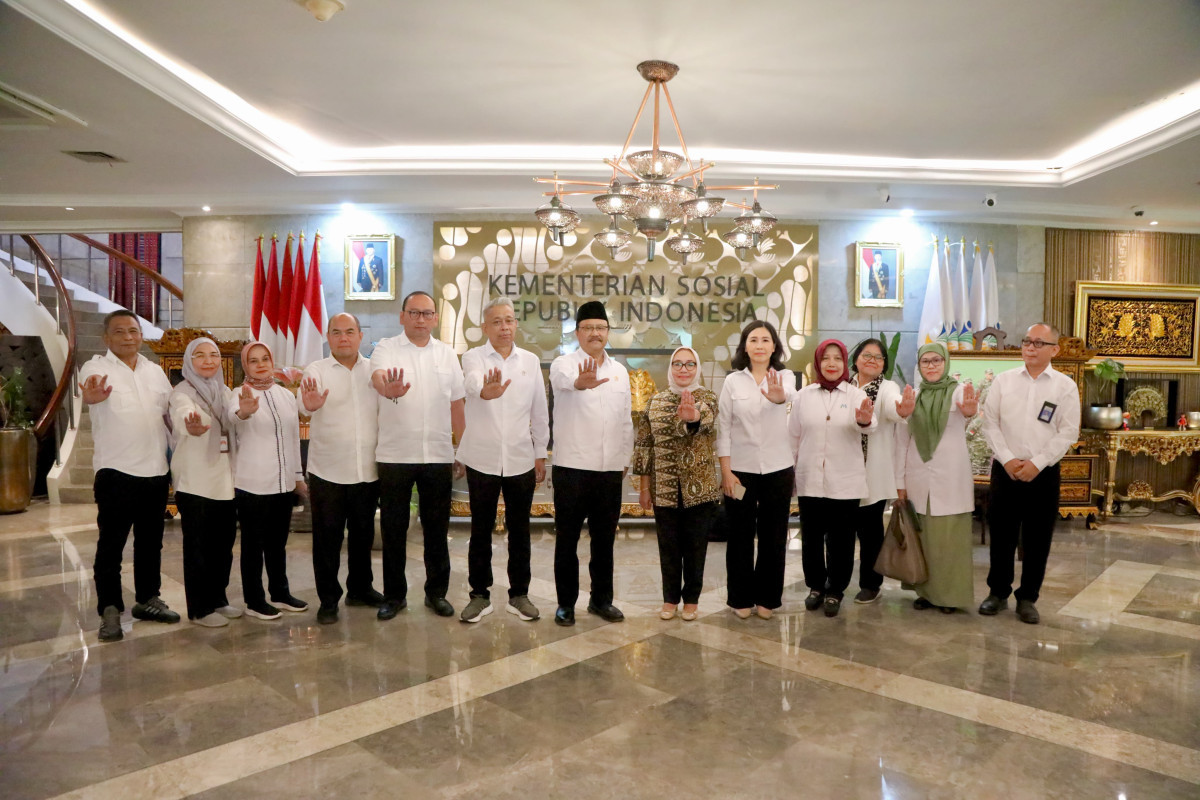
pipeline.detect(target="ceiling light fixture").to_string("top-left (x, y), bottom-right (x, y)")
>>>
top-left (64, 207), bottom-right (74, 211)
top-left (298, 0), bottom-right (345, 22)
top-left (1150, 220), bottom-right (1159, 225)
top-left (534, 61), bottom-right (777, 261)
top-left (201, 205), bottom-right (211, 212)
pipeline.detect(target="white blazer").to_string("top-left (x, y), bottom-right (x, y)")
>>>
top-left (788, 382), bottom-right (877, 500)
top-left (853, 377), bottom-right (904, 506)
top-left (894, 383), bottom-right (975, 516)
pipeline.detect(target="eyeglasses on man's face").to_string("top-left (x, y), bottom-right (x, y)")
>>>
top-left (577, 324), bottom-right (609, 334)
top-left (671, 361), bottom-right (698, 370)
top-left (405, 309), bottom-right (436, 320)
top-left (919, 356), bottom-right (946, 367)
top-left (1020, 338), bottom-right (1055, 349)
top-left (858, 353), bottom-right (885, 363)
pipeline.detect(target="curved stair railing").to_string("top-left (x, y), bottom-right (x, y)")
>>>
top-left (67, 234), bottom-right (184, 328)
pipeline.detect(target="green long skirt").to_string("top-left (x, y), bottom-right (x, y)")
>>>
top-left (912, 510), bottom-right (975, 609)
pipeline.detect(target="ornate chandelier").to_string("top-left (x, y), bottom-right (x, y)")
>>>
top-left (534, 60), bottom-right (778, 262)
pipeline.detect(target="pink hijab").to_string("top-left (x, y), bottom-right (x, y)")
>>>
top-left (240, 342), bottom-right (276, 391)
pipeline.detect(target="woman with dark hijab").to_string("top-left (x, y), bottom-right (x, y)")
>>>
top-left (894, 342), bottom-right (979, 613)
top-left (788, 339), bottom-right (877, 618)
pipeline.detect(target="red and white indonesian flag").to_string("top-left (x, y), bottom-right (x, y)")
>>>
top-left (285, 234), bottom-right (307, 365)
top-left (262, 236), bottom-right (282, 356)
top-left (294, 234), bottom-right (327, 367)
top-left (250, 236), bottom-right (267, 341)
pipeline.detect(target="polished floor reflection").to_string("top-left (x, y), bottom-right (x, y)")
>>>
top-left (2, 502), bottom-right (1199, 799)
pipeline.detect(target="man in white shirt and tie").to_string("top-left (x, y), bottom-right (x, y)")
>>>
top-left (80, 309), bottom-right (180, 642)
top-left (370, 291), bottom-right (466, 621)
top-left (300, 313), bottom-right (384, 625)
top-left (456, 297), bottom-right (549, 623)
top-left (980, 323), bottom-right (1081, 624)
top-left (548, 301), bottom-right (633, 626)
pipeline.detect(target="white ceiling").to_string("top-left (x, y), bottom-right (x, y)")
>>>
top-left (1, 0), bottom-right (1198, 232)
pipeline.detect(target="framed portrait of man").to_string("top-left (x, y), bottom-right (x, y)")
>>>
top-left (344, 234), bottom-right (396, 300)
top-left (854, 242), bottom-right (903, 308)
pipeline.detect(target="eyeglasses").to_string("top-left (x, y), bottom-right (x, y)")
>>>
top-left (487, 316), bottom-right (517, 326)
top-left (858, 353), bottom-right (885, 363)
top-left (671, 361), bottom-right (698, 369)
top-left (919, 357), bottom-right (946, 367)
top-left (578, 324), bottom-right (609, 333)
top-left (405, 309), bottom-right (436, 320)
top-left (1021, 338), bottom-right (1056, 349)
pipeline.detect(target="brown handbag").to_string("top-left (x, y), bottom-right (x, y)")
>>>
top-left (874, 498), bottom-right (928, 585)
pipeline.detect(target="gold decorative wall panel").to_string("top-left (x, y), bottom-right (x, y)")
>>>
top-left (432, 222), bottom-right (817, 381)
top-left (1074, 281), bottom-right (1200, 371)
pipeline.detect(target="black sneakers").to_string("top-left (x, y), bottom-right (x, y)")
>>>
top-left (316, 603), bottom-right (338, 624)
top-left (272, 594), bottom-right (309, 613)
top-left (131, 597), bottom-right (180, 624)
top-left (98, 605), bottom-right (123, 641)
top-left (245, 601), bottom-right (282, 620)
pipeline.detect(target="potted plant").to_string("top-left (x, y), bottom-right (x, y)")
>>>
top-left (1082, 358), bottom-right (1126, 430)
top-left (0, 368), bottom-right (37, 513)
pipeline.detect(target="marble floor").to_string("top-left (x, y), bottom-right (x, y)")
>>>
top-left (2, 503), bottom-right (1200, 799)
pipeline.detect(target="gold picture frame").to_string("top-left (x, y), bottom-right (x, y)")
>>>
top-left (344, 234), bottom-right (397, 300)
top-left (1073, 281), bottom-right (1200, 372)
top-left (854, 241), bottom-right (904, 307)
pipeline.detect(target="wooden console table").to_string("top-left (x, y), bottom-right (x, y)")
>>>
top-left (1079, 429), bottom-right (1200, 518)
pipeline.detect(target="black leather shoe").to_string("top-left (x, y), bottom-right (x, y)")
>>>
top-left (377, 599), bottom-right (406, 620)
top-left (913, 597), bottom-right (934, 610)
top-left (804, 590), bottom-right (824, 611)
top-left (316, 603), bottom-right (338, 625)
top-left (425, 596), bottom-right (455, 617)
top-left (587, 603), bottom-right (625, 623)
top-left (978, 595), bottom-right (1007, 616)
top-left (554, 606), bottom-right (575, 626)
top-left (823, 596), bottom-right (842, 618)
top-left (346, 589), bottom-right (386, 607)
top-left (1016, 599), bottom-right (1040, 624)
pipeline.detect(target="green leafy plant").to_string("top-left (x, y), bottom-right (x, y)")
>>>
top-left (1086, 358), bottom-right (1125, 405)
top-left (0, 368), bottom-right (32, 429)
top-left (878, 332), bottom-right (907, 386)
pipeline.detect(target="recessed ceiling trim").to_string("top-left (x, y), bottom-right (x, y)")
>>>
top-left (9, 0), bottom-right (1200, 188)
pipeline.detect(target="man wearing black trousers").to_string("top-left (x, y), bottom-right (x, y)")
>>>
top-left (548, 301), bottom-right (633, 626)
top-left (301, 313), bottom-right (384, 624)
top-left (980, 323), bottom-right (1081, 624)
top-left (80, 309), bottom-right (179, 642)
top-left (371, 292), bottom-right (466, 620)
top-left (455, 297), bottom-right (549, 623)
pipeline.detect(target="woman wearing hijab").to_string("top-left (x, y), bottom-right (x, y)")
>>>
top-left (635, 347), bottom-right (720, 621)
top-left (169, 337), bottom-right (241, 627)
top-left (894, 342), bottom-right (979, 613)
top-left (848, 338), bottom-right (915, 604)
top-left (717, 320), bottom-right (798, 620)
top-left (789, 339), bottom-right (877, 618)
top-left (232, 342), bottom-right (309, 620)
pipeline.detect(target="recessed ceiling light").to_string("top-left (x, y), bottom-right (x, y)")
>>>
top-left (202, 205), bottom-right (211, 212)
top-left (900, 208), bottom-right (914, 217)
top-left (340, 202), bottom-right (354, 211)
top-left (64, 207), bottom-right (74, 211)
top-left (1149, 220), bottom-right (1159, 225)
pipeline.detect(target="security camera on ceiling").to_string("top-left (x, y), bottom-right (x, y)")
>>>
top-left (1132, 207), bottom-right (1145, 217)
top-left (984, 193), bottom-right (997, 207)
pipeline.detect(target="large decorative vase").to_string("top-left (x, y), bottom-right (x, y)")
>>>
top-left (0, 427), bottom-right (36, 514)
top-left (1083, 404), bottom-right (1123, 430)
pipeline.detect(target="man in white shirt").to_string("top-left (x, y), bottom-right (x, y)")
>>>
top-left (371, 291), bottom-right (466, 621)
top-left (548, 301), bottom-right (633, 626)
top-left (300, 313), bottom-right (384, 625)
top-left (456, 298), bottom-right (549, 623)
top-left (80, 309), bottom-right (179, 642)
top-left (980, 323), bottom-right (1081, 624)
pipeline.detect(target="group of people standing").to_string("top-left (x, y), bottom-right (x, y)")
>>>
top-left (82, 295), bottom-right (1079, 644)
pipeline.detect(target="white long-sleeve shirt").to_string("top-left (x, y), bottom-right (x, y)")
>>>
top-left (788, 382), bottom-right (877, 499)
top-left (982, 365), bottom-right (1081, 471)
top-left (371, 332), bottom-right (466, 464)
top-left (852, 377), bottom-right (905, 505)
top-left (457, 341), bottom-right (549, 476)
top-left (232, 384), bottom-right (303, 496)
top-left (894, 383), bottom-right (975, 516)
top-left (716, 368), bottom-right (798, 474)
top-left (302, 354), bottom-right (378, 484)
top-left (168, 383), bottom-right (236, 500)
top-left (549, 349), bottom-right (633, 472)
top-left (79, 351), bottom-right (171, 477)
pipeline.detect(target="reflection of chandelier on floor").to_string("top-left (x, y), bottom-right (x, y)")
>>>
top-left (534, 60), bottom-right (778, 262)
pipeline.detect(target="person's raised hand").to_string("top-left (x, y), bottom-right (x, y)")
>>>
top-left (379, 368), bottom-right (411, 400)
top-left (184, 411), bottom-right (210, 437)
top-left (957, 381), bottom-right (979, 417)
top-left (677, 389), bottom-right (700, 422)
top-left (855, 396), bottom-right (875, 425)
top-left (480, 367), bottom-right (511, 400)
top-left (895, 384), bottom-right (916, 418)
top-left (301, 377), bottom-right (329, 412)
top-left (237, 384), bottom-right (259, 418)
top-left (81, 374), bottom-right (112, 405)
top-left (574, 358), bottom-right (610, 390)
top-left (762, 369), bottom-right (786, 404)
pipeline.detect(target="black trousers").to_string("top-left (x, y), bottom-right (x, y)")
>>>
top-left (378, 462), bottom-right (452, 602)
top-left (987, 461), bottom-right (1061, 603)
top-left (92, 469), bottom-right (169, 616)
top-left (175, 492), bottom-right (237, 619)
top-left (798, 496), bottom-right (861, 600)
top-left (467, 466), bottom-right (536, 600)
top-left (655, 500), bottom-right (714, 604)
top-left (853, 499), bottom-right (887, 592)
top-left (235, 490), bottom-right (294, 606)
top-left (552, 466), bottom-right (623, 608)
top-left (725, 467), bottom-right (794, 610)
top-left (309, 474), bottom-right (380, 607)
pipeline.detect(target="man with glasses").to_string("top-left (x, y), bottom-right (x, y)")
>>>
top-left (456, 297), bottom-right (549, 623)
top-left (979, 323), bottom-right (1080, 624)
top-left (370, 291), bottom-right (466, 620)
top-left (548, 301), bottom-right (633, 626)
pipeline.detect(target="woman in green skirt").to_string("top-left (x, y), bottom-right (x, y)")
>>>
top-left (894, 342), bottom-right (979, 612)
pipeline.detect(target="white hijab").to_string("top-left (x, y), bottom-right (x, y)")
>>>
top-left (667, 346), bottom-right (702, 393)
